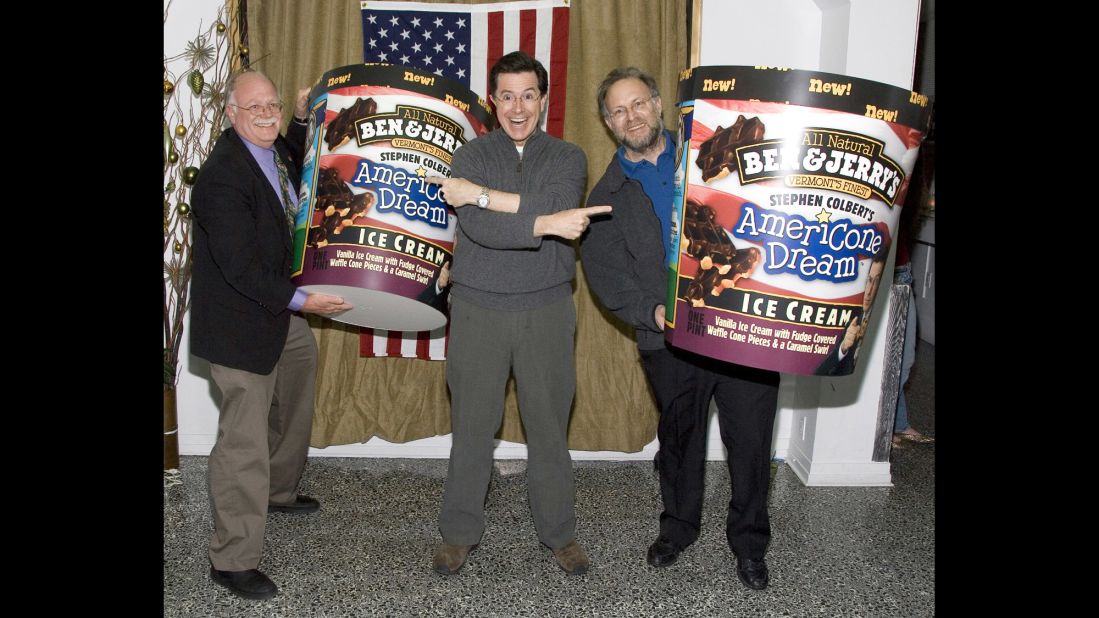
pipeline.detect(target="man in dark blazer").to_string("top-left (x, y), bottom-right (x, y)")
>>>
top-left (190, 71), bottom-right (351, 601)
top-left (581, 67), bottom-right (779, 591)
top-left (814, 243), bottom-right (889, 376)
top-left (415, 260), bottom-right (451, 314)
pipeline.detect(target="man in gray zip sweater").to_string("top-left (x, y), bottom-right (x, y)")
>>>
top-left (581, 67), bottom-right (779, 591)
top-left (425, 51), bottom-right (610, 576)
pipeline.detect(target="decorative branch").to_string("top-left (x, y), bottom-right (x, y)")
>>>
top-left (163, 1), bottom-right (231, 386)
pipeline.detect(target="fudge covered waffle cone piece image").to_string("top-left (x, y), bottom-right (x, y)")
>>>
top-left (695, 115), bottom-right (765, 182)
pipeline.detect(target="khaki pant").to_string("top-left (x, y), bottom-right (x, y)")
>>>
top-left (207, 315), bottom-right (317, 571)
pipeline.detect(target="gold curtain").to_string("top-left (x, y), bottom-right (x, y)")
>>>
top-left (246, 0), bottom-right (688, 451)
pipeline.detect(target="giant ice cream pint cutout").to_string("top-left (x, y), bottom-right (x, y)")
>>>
top-left (291, 64), bottom-right (493, 330)
top-left (666, 66), bottom-right (932, 376)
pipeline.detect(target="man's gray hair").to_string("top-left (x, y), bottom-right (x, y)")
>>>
top-left (224, 69), bottom-right (271, 106)
top-left (596, 67), bottom-right (660, 118)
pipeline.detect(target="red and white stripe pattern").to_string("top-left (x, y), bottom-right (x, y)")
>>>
top-left (469, 0), bottom-right (570, 136)
top-left (360, 324), bottom-right (450, 361)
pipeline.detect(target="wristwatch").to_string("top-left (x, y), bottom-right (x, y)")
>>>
top-left (477, 186), bottom-right (490, 209)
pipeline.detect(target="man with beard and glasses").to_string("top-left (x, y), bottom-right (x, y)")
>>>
top-left (580, 67), bottom-right (780, 591)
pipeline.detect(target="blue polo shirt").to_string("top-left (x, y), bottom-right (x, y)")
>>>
top-left (616, 129), bottom-right (676, 263)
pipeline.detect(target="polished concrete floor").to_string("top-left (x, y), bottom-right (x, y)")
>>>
top-left (163, 343), bottom-right (934, 617)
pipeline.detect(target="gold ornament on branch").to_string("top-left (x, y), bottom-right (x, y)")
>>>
top-left (182, 166), bottom-right (199, 185)
top-left (164, 80), bottom-right (174, 96)
top-left (188, 70), bottom-right (205, 97)
top-left (175, 124), bottom-right (187, 138)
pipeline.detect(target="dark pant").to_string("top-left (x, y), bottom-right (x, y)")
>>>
top-left (640, 346), bottom-right (779, 560)
top-left (439, 295), bottom-right (578, 549)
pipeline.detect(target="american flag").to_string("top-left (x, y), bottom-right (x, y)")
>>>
top-left (359, 0), bottom-right (571, 361)
top-left (360, 0), bottom-right (571, 137)
top-left (360, 324), bottom-right (450, 361)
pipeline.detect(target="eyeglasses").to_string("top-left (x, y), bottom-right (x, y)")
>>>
top-left (492, 91), bottom-right (542, 106)
top-left (229, 101), bottom-right (284, 114)
top-left (606, 97), bottom-right (654, 122)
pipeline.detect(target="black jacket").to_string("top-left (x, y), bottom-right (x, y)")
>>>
top-left (580, 155), bottom-right (669, 350)
top-left (814, 339), bottom-right (859, 376)
top-left (189, 123), bottom-right (306, 374)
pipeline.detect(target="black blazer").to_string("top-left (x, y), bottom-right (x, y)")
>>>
top-left (415, 264), bottom-right (451, 314)
top-left (189, 124), bottom-right (306, 374)
top-left (814, 340), bottom-right (858, 376)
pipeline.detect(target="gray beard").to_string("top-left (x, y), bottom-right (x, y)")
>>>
top-left (621, 122), bottom-right (663, 154)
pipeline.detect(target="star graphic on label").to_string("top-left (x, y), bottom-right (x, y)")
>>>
top-left (815, 208), bottom-right (832, 223)
top-left (416, 165), bottom-right (428, 177)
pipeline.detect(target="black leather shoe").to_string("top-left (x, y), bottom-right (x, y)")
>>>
top-left (646, 537), bottom-right (682, 568)
top-left (210, 567), bottom-right (277, 600)
top-left (268, 495), bottom-right (320, 514)
top-left (736, 556), bottom-right (769, 590)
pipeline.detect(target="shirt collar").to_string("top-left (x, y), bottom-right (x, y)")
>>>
top-left (238, 132), bottom-right (277, 168)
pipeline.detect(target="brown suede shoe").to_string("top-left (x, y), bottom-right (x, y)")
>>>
top-left (432, 543), bottom-right (475, 575)
top-left (552, 540), bottom-right (590, 575)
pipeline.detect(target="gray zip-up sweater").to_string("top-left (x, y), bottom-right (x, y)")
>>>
top-left (581, 156), bottom-right (668, 350)
top-left (449, 128), bottom-right (588, 310)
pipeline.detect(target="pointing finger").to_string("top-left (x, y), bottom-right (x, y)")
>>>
top-left (580, 205), bottom-right (613, 217)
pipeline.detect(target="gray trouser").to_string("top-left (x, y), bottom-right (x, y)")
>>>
top-left (207, 314), bottom-right (318, 571)
top-left (440, 295), bottom-right (578, 549)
